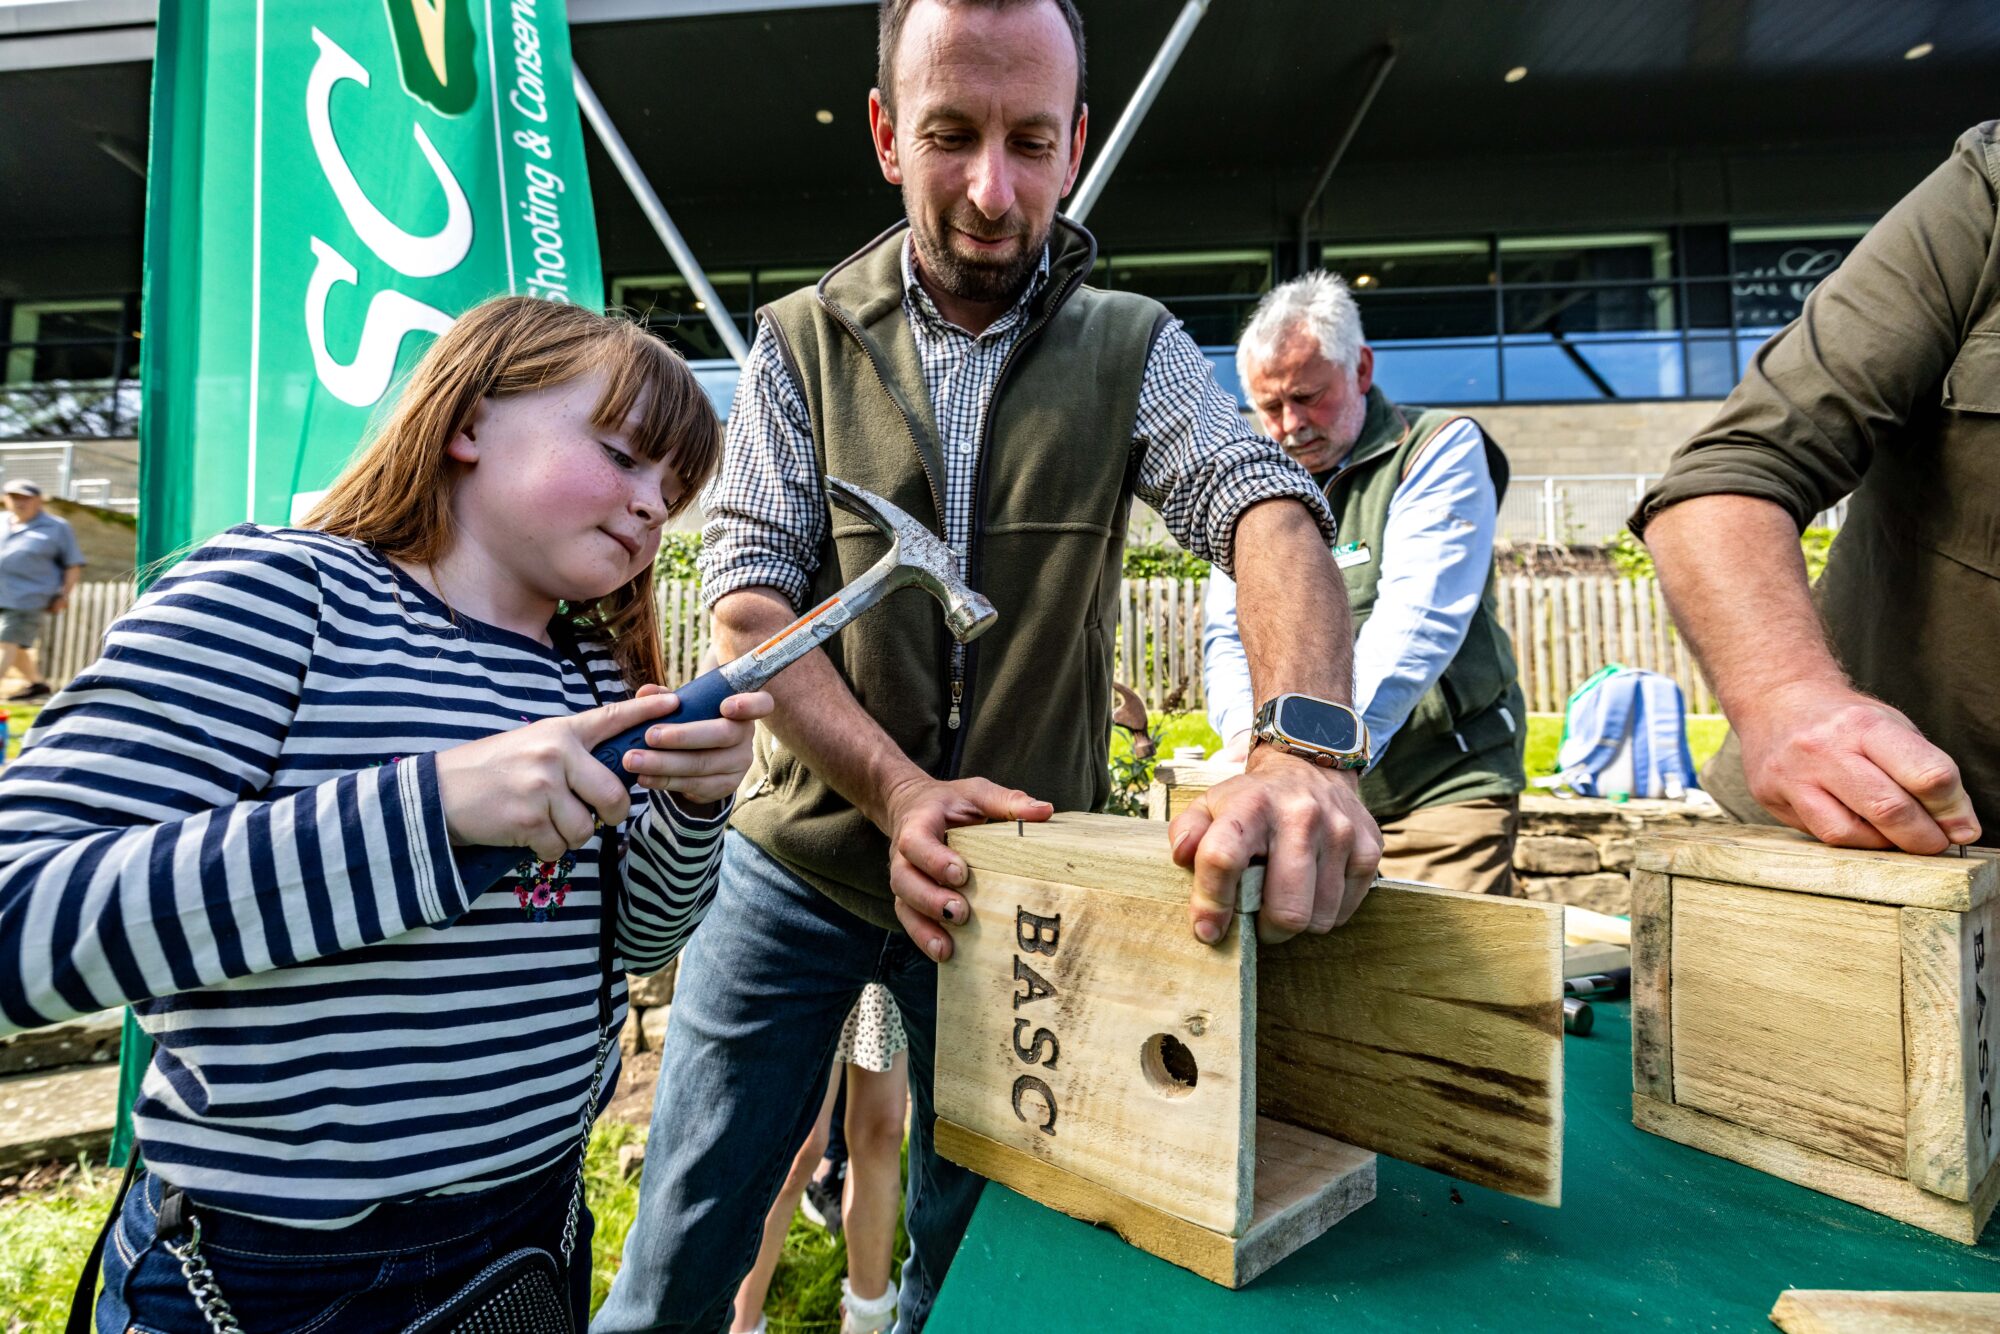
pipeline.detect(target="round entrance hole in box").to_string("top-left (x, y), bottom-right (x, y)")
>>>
top-left (1141, 1032), bottom-right (1199, 1096)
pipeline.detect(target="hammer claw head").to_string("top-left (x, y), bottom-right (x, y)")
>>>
top-left (823, 476), bottom-right (997, 644)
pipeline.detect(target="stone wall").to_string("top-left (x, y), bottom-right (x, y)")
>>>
top-left (1475, 400), bottom-right (1723, 478)
top-left (1513, 793), bottom-right (1727, 913)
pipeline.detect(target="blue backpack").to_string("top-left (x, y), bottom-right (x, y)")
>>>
top-left (1545, 665), bottom-right (1700, 800)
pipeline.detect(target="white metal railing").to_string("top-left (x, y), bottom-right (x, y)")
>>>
top-left (1502, 473), bottom-right (1847, 546)
top-left (0, 440), bottom-right (141, 513)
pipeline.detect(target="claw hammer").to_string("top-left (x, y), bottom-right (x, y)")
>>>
top-left (454, 477), bottom-right (996, 889)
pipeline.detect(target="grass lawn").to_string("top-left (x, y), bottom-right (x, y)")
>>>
top-left (0, 1123), bottom-right (868, 1331)
top-left (3, 701), bottom-right (40, 760)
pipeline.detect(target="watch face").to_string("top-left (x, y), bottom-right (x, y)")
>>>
top-left (1275, 695), bottom-right (1360, 753)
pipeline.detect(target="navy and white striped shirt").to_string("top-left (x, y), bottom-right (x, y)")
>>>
top-left (0, 525), bottom-right (727, 1226)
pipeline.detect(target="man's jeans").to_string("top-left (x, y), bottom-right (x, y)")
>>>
top-left (592, 832), bottom-right (983, 1333)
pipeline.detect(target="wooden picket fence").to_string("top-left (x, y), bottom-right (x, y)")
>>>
top-left (1495, 574), bottom-right (1714, 715)
top-left (38, 579), bottom-right (135, 689)
top-left (37, 575), bottom-right (1713, 716)
top-left (34, 579), bottom-right (721, 692)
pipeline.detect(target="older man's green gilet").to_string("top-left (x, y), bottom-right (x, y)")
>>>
top-left (1329, 387), bottom-right (1527, 821)
top-left (730, 219), bottom-right (1171, 928)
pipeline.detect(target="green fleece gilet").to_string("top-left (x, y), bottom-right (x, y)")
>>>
top-left (730, 219), bottom-right (1170, 928)
top-left (1326, 388), bottom-right (1527, 820)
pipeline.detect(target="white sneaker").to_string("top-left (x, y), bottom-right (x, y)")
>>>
top-left (840, 1278), bottom-right (898, 1334)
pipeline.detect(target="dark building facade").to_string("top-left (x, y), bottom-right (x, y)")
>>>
top-left (3, 0), bottom-right (1997, 497)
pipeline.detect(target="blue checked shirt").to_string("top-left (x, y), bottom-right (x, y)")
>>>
top-left (700, 237), bottom-right (1334, 694)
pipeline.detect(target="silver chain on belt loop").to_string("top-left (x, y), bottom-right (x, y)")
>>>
top-left (561, 1028), bottom-right (613, 1270)
top-left (162, 1214), bottom-right (245, 1334)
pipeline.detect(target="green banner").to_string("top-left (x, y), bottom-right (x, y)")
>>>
top-left (119, 0), bottom-right (604, 1165)
top-left (139, 0), bottom-right (604, 565)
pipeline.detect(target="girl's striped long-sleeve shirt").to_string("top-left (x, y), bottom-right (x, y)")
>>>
top-left (0, 525), bottom-right (728, 1226)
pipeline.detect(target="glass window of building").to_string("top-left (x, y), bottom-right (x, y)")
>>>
top-left (610, 274), bottom-right (752, 361)
top-left (1319, 239), bottom-right (1492, 340)
top-left (5, 299), bottom-right (135, 385)
top-left (1316, 240), bottom-right (1495, 403)
top-left (1092, 250), bottom-right (1271, 346)
top-left (1496, 233), bottom-right (1678, 400)
top-left (1729, 224), bottom-right (1869, 330)
top-left (1499, 232), bottom-right (1673, 334)
top-left (752, 267), bottom-right (826, 306)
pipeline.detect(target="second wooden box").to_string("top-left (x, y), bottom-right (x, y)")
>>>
top-left (1632, 824), bottom-right (2000, 1242)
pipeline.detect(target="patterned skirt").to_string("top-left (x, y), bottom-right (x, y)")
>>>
top-left (832, 982), bottom-right (908, 1073)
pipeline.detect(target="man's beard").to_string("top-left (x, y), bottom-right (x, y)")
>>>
top-left (906, 193), bottom-right (1050, 306)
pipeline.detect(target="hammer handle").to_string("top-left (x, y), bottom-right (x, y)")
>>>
top-left (450, 666), bottom-right (737, 892)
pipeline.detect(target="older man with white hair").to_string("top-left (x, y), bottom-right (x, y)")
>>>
top-left (1204, 271), bottom-right (1527, 895)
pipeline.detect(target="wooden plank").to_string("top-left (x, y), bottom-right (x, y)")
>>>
top-left (952, 811), bottom-right (1266, 909)
top-left (1255, 882), bottom-right (1566, 1205)
top-left (1902, 901), bottom-right (2000, 1201)
top-left (1616, 576), bottom-right (1636, 666)
top-left (1635, 1092), bottom-right (2000, 1244)
top-left (934, 857), bottom-right (1257, 1235)
top-left (1562, 576), bottom-right (1582, 702)
top-left (936, 1117), bottom-right (1375, 1289)
top-left (1670, 878), bottom-right (1907, 1174)
top-left (1118, 578), bottom-right (1135, 689)
top-left (1505, 577), bottom-right (1528, 708)
top-left (1630, 869), bottom-right (1673, 1101)
top-left (1565, 906), bottom-right (1630, 946)
top-left (1234, 1117), bottom-right (1376, 1284)
top-left (1634, 579), bottom-right (1656, 679)
top-left (1152, 758), bottom-right (1240, 801)
top-left (1582, 575), bottom-right (1601, 684)
top-left (1770, 1289), bottom-right (2000, 1334)
top-left (1635, 824), bottom-right (1997, 912)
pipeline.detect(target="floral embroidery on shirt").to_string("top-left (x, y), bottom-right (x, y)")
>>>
top-left (512, 850), bottom-right (577, 922)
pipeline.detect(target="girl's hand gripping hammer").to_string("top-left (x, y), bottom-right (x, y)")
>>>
top-left (453, 476), bottom-right (997, 890)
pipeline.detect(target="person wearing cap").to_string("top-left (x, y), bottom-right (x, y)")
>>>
top-left (0, 480), bottom-right (84, 701)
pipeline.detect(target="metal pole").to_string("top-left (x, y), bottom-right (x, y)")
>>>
top-left (1067, 0), bottom-right (1209, 225)
top-left (1295, 44), bottom-right (1397, 276)
top-left (573, 67), bottom-right (751, 364)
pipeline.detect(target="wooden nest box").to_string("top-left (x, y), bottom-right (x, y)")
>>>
top-left (936, 812), bottom-right (1566, 1286)
top-left (1631, 824), bottom-right (2000, 1242)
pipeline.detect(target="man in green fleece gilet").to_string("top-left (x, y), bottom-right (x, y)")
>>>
top-left (594, 3), bottom-right (1382, 1331)
top-left (1206, 272), bottom-right (1528, 897)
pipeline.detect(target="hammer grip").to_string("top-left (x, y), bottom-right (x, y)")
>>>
top-left (450, 667), bottom-right (739, 894)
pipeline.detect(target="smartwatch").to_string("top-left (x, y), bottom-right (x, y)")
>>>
top-left (1251, 693), bottom-right (1370, 771)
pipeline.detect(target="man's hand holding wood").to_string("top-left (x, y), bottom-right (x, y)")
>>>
top-left (1168, 497), bottom-right (1383, 945)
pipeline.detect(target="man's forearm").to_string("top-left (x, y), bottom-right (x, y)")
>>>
top-left (712, 586), bottom-right (927, 830)
top-left (60, 566), bottom-right (81, 596)
top-left (1644, 494), bottom-right (1843, 716)
top-left (1232, 499), bottom-right (1353, 706)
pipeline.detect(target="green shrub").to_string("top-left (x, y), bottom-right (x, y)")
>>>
top-left (653, 533), bottom-right (1217, 585)
top-left (1608, 525), bottom-right (1837, 583)
top-left (1122, 543), bottom-right (1210, 581)
top-left (655, 532), bottom-right (703, 583)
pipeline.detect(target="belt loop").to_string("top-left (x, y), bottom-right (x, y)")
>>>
top-left (155, 1183), bottom-right (187, 1241)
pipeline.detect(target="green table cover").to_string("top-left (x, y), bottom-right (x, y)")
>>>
top-left (930, 1002), bottom-right (2000, 1330)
